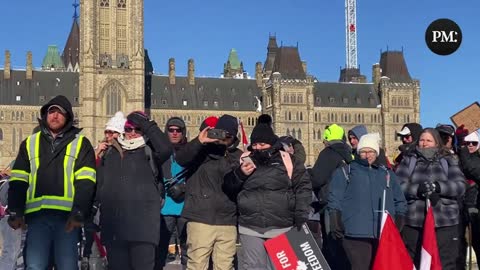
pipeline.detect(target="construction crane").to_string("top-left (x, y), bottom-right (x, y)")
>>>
top-left (345, 0), bottom-right (357, 69)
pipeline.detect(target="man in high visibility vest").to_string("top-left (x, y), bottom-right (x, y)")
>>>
top-left (7, 95), bottom-right (96, 270)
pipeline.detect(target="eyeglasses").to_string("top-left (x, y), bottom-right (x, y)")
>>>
top-left (465, 141), bottom-right (479, 146)
top-left (124, 127), bottom-right (142, 133)
top-left (168, 128), bottom-right (182, 134)
top-left (104, 130), bottom-right (115, 135)
top-left (359, 150), bottom-right (376, 155)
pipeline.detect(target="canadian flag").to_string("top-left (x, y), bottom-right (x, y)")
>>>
top-left (372, 211), bottom-right (415, 270)
top-left (420, 201), bottom-right (442, 270)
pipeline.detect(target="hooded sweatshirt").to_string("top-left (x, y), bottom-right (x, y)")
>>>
top-left (9, 95), bottom-right (96, 219)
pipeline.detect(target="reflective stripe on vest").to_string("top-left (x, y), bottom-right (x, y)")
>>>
top-left (25, 132), bottom-right (84, 214)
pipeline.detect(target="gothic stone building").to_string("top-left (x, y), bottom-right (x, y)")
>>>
top-left (0, 0), bottom-right (419, 167)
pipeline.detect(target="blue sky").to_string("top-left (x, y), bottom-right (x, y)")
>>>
top-left (0, 0), bottom-right (477, 128)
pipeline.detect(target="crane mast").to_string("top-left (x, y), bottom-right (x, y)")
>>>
top-left (345, 0), bottom-right (357, 69)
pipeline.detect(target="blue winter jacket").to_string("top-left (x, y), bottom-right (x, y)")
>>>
top-left (328, 158), bottom-right (407, 238)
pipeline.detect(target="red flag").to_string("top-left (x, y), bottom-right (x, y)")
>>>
top-left (420, 202), bottom-right (442, 270)
top-left (239, 120), bottom-right (248, 148)
top-left (372, 212), bottom-right (415, 270)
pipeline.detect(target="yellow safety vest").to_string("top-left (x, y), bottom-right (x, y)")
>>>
top-left (10, 132), bottom-right (96, 214)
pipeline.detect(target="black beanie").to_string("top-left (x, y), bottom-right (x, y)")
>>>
top-left (215, 114), bottom-right (238, 136)
top-left (257, 114), bottom-right (272, 126)
top-left (250, 123), bottom-right (277, 145)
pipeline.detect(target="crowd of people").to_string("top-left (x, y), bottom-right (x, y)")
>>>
top-left (0, 95), bottom-right (478, 270)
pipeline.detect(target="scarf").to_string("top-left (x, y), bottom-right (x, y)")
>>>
top-left (118, 136), bottom-right (146, 150)
top-left (416, 146), bottom-right (439, 160)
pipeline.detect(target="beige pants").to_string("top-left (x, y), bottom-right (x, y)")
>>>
top-left (186, 222), bottom-right (237, 270)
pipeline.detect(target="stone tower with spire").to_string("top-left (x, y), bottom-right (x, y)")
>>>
top-left (79, 0), bottom-right (145, 142)
top-left (62, 1), bottom-right (80, 72)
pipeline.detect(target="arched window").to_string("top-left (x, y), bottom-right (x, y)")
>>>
top-left (296, 112), bottom-right (299, 121)
top-left (105, 82), bottom-right (122, 116)
top-left (283, 94), bottom-right (288, 103)
top-left (297, 94), bottom-right (303, 103)
top-left (392, 97), bottom-right (397, 106)
top-left (407, 115), bottom-right (410, 122)
top-left (334, 114), bottom-right (338, 122)
top-left (0, 128), bottom-right (3, 140)
top-left (286, 128), bottom-right (290, 136)
top-left (314, 113), bottom-right (318, 122)
top-left (292, 129), bottom-right (296, 139)
top-left (288, 112), bottom-right (292, 121)
top-left (300, 112), bottom-right (303, 121)
top-left (298, 129), bottom-right (302, 140)
top-left (117, 0), bottom-right (126, 8)
top-left (285, 111), bottom-right (288, 121)
top-left (19, 128), bottom-right (23, 143)
top-left (317, 129), bottom-right (321, 140)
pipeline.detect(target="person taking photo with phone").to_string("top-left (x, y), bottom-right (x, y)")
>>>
top-left (175, 114), bottom-right (242, 270)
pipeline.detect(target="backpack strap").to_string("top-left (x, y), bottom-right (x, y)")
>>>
top-left (279, 151), bottom-right (293, 180)
top-left (440, 158), bottom-right (449, 177)
top-left (144, 145), bottom-right (159, 179)
top-left (407, 156), bottom-right (417, 177)
top-left (340, 162), bottom-right (351, 184)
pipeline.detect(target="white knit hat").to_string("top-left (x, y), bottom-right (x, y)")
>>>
top-left (464, 131), bottom-right (480, 151)
top-left (105, 111), bottom-right (126, 134)
top-left (357, 132), bottom-right (380, 156)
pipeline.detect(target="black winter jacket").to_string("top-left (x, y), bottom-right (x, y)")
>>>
top-left (8, 95), bottom-right (96, 220)
top-left (224, 151), bottom-right (311, 233)
top-left (311, 141), bottom-right (353, 204)
top-left (97, 122), bottom-right (172, 245)
top-left (176, 138), bottom-right (242, 226)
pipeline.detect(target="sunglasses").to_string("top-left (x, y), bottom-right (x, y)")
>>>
top-left (104, 130), bottom-right (115, 135)
top-left (401, 135), bottom-right (412, 140)
top-left (124, 127), bottom-right (142, 133)
top-left (168, 128), bottom-right (182, 134)
top-left (465, 141), bottom-right (479, 146)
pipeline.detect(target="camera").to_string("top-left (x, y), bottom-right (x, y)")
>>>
top-left (207, 129), bottom-right (227, 140)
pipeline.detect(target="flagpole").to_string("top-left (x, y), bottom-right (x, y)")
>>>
top-left (382, 189), bottom-right (386, 213)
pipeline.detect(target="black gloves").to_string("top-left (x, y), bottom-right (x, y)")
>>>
top-left (329, 210), bottom-right (344, 240)
top-left (127, 111), bottom-right (155, 132)
top-left (395, 215), bottom-right (406, 232)
top-left (294, 215), bottom-right (308, 231)
top-left (417, 181), bottom-right (440, 198)
top-left (166, 182), bottom-right (186, 203)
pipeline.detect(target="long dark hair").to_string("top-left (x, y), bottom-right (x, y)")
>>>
top-left (417, 128), bottom-right (451, 156)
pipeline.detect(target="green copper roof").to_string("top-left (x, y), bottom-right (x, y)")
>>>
top-left (227, 48), bottom-right (241, 70)
top-left (42, 45), bottom-right (65, 69)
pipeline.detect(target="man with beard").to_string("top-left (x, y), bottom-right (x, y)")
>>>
top-left (176, 114), bottom-right (242, 270)
top-left (8, 95), bottom-right (96, 269)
